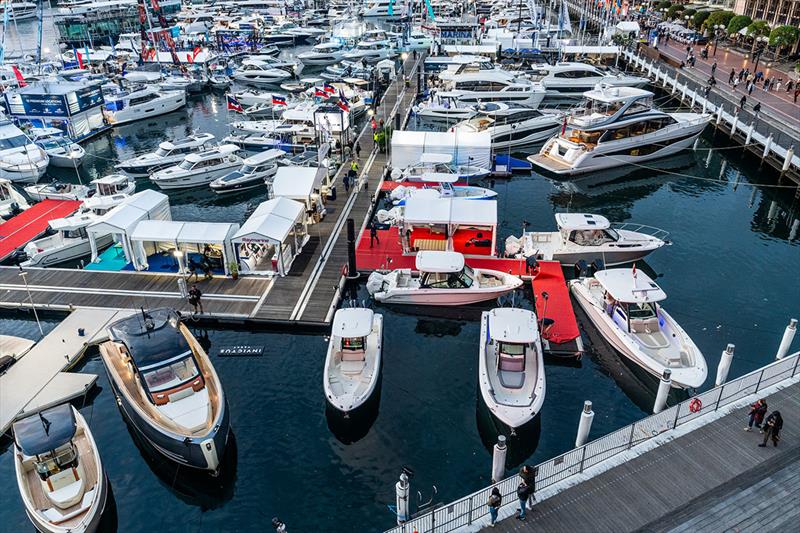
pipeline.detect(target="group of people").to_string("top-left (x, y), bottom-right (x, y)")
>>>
top-left (746, 398), bottom-right (784, 447)
top-left (486, 465), bottom-right (537, 527)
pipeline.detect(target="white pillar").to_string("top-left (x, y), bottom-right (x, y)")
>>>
top-left (693, 138), bottom-right (701, 151)
top-left (681, 84), bottom-right (687, 100)
top-left (745, 123), bottom-right (754, 145)
top-left (730, 113), bottom-right (738, 136)
top-left (690, 91), bottom-right (697, 108)
top-left (702, 99), bottom-right (708, 114)
top-left (653, 369), bottom-right (671, 414)
top-left (671, 76), bottom-right (677, 94)
top-left (783, 145), bottom-right (795, 172)
top-left (575, 401), bottom-right (594, 447)
top-left (395, 472), bottom-right (410, 524)
top-left (775, 319), bottom-right (798, 360)
top-left (715, 344), bottom-right (735, 386)
top-left (763, 134), bottom-right (773, 158)
top-left (716, 104), bottom-right (724, 125)
top-left (491, 435), bottom-right (507, 483)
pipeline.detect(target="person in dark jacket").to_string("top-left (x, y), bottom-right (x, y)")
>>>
top-left (487, 487), bottom-right (501, 527)
top-left (519, 465), bottom-right (537, 509)
top-left (516, 480), bottom-right (529, 520)
top-left (759, 411), bottom-right (783, 447)
top-left (188, 284), bottom-right (203, 314)
top-left (746, 399), bottom-right (768, 430)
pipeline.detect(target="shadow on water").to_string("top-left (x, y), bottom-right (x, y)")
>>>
top-left (325, 375), bottom-right (383, 445)
top-left (97, 482), bottom-right (119, 533)
top-left (476, 394), bottom-right (542, 471)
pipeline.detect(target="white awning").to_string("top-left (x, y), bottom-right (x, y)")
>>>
top-left (178, 222), bottom-right (239, 244)
top-left (233, 197), bottom-right (305, 245)
top-left (271, 166), bottom-right (324, 201)
top-left (131, 220), bottom-right (185, 243)
top-left (404, 197), bottom-right (497, 227)
top-left (332, 308), bottom-right (374, 338)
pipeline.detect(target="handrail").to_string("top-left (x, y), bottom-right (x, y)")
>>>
top-left (610, 222), bottom-right (670, 242)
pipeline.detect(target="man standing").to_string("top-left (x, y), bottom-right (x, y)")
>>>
top-left (759, 411), bottom-right (783, 447)
top-left (516, 480), bottom-right (530, 521)
top-left (519, 465), bottom-right (537, 510)
top-left (188, 284), bottom-right (203, 314)
top-left (369, 223), bottom-right (380, 248)
top-left (739, 95), bottom-right (746, 111)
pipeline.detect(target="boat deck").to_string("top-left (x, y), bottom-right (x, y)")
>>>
top-left (0, 200), bottom-right (83, 262)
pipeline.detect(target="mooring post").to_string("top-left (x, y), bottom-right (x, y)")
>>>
top-left (775, 319), bottom-right (798, 360)
top-left (346, 218), bottom-right (359, 279)
top-left (690, 90), bottom-right (696, 108)
top-left (730, 113), bottom-right (738, 136)
top-left (745, 123), bottom-right (753, 145)
top-left (783, 145), bottom-right (795, 172)
top-left (763, 134), bottom-right (773, 159)
top-left (716, 104), bottom-right (724, 125)
top-left (491, 435), bottom-right (507, 483)
top-left (575, 401), bottom-right (594, 447)
top-left (653, 369), bottom-right (671, 414)
top-left (396, 472), bottom-right (409, 524)
top-left (702, 98), bottom-right (708, 114)
top-left (715, 344), bottom-right (735, 386)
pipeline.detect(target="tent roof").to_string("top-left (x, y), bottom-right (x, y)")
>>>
top-left (233, 197), bottom-right (305, 244)
top-left (272, 166), bottom-right (322, 199)
top-left (178, 222), bottom-right (239, 244)
top-left (124, 188), bottom-right (169, 212)
top-left (131, 220), bottom-right (185, 242)
top-left (404, 197), bottom-right (496, 226)
top-left (88, 204), bottom-right (147, 235)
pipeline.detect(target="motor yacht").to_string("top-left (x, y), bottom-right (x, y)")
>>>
top-left (151, 144), bottom-right (242, 190)
top-left (298, 41), bottom-right (346, 66)
top-left (529, 86), bottom-right (711, 176)
top-left (82, 174), bottom-right (136, 213)
top-left (24, 181), bottom-right (91, 201)
top-left (233, 59), bottom-right (295, 86)
top-left (391, 153), bottom-right (491, 182)
top-left (452, 102), bottom-right (562, 149)
top-left (30, 129), bottom-right (86, 168)
top-left (505, 213), bottom-right (669, 267)
top-left (115, 132), bottom-right (217, 176)
top-left (389, 173), bottom-right (497, 205)
top-left (21, 212), bottom-right (112, 267)
top-left (0, 178), bottom-right (30, 219)
top-left (366, 251), bottom-right (522, 306)
top-left (210, 148), bottom-right (286, 194)
top-left (104, 86), bottom-right (186, 125)
top-left (0, 117), bottom-right (49, 183)
top-left (361, 0), bottom-right (410, 18)
top-left (341, 40), bottom-right (397, 64)
top-left (401, 31), bottom-right (433, 50)
top-left (570, 268), bottom-right (707, 389)
top-left (12, 404), bottom-right (108, 533)
top-left (438, 72), bottom-right (546, 107)
top-left (528, 62), bottom-right (649, 101)
top-left (99, 308), bottom-right (230, 472)
top-left (0, 1), bottom-right (36, 20)
top-left (324, 308), bottom-right (384, 415)
top-left (414, 94), bottom-right (477, 123)
top-left (479, 308), bottom-right (545, 431)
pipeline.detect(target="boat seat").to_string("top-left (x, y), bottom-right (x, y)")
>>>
top-left (630, 317), bottom-right (660, 334)
top-left (499, 370), bottom-right (525, 389)
top-left (340, 349), bottom-right (366, 374)
top-left (413, 239), bottom-right (447, 251)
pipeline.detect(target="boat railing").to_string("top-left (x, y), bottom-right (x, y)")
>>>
top-left (610, 222), bottom-right (670, 242)
top-left (383, 349), bottom-right (800, 533)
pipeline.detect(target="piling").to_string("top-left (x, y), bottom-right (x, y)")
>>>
top-left (730, 113), bottom-right (738, 136)
top-left (346, 218), bottom-right (359, 279)
top-left (653, 369), bottom-right (672, 414)
top-left (396, 472), bottom-right (410, 524)
top-left (783, 145), bottom-right (795, 172)
top-left (745, 123), bottom-right (753, 146)
top-left (716, 104), bottom-right (724, 125)
top-left (715, 344), bottom-right (735, 386)
top-left (575, 401), bottom-right (594, 447)
top-left (491, 435), bottom-right (507, 483)
top-left (762, 134), bottom-right (773, 159)
top-left (775, 319), bottom-right (798, 360)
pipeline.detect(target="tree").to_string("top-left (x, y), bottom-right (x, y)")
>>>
top-left (666, 4), bottom-right (684, 20)
top-left (727, 15), bottom-right (752, 36)
top-left (747, 20), bottom-right (771, 52)
top-left (692, 10), bottom-right (711, 30)
top-left (657, 1), bottom-right (672, 11)
top-left (769, 25), bottom-right (800, 60)
top-left (703, 10), bottom-right (735, 31)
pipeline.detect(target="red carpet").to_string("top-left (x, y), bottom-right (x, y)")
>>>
top-left (533, 262), bottom-right (580, 344)
top-left (0, 200), bottom-right (83, 261)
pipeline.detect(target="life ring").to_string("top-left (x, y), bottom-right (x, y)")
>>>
top-left (689, 398), bottom-right (702, 413)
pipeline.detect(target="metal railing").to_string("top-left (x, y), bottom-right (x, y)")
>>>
top-left (385, 350), bottom-right (800, 533)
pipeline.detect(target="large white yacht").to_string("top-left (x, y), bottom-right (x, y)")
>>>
top-left (21, 212), bottom-right (112, 267)
top-left (452, 102), bottom-right (562, 149)
top-left (104, 86), bottom-right (186, 125)
top-left (529, 62), bottom-right (649, 100)
top-left (0, 1), bottom-right (36, 20)
top-left (341, 40), bottom-right (397, 63)
top-left (210, 148), bottom-right (285, 194)
top-left (115, 132), bottom-right (217, 176)
top-left (30, 129), bottom-right (86, 168)
top-left (570, 268), bottom-right (707, 389)
top-left (0, 117), bottom-right (49, 183)
top-left (151, 144), bottom-right (242, 190)
top-left (438, 72), bottom-right (546, 107)
top-left (233, 59), bottom-right (295, 86)
top-left (297, 41), bottom-right (347, 66)
top-left (361, 0), bottom-right (410, 18)
top-left (529, 86), bottom-right (711, 176)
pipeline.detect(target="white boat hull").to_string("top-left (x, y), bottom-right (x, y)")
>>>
top-left (152, 165), bottom-right (241, 190)
top-left (324, 315), bottom-right (383, 414)
top-left (22, 234), bottom-right (114, 267)
top-left (108, 91), bottom-right (186, 125)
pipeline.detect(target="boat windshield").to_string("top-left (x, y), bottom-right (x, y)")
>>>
top-left (154, 147), bottom-right (171, 157)
top-left (178, 160), bottom-right (195, 170)
top-left (499, 342), bottom-right (525, 356)
top-left (628, 302), bottom-right (657, 320)
top-left (342, 336), bottom-right (365, 351)
top-left (35, 443), bottom-right (78, 478)
top-left (0, 134), bottom-right (30, 150)
top-left (142, 355), bottom-right (200, 393)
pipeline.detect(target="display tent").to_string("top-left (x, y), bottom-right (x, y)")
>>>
top-left (231, 197), bottom-right (308, 276)
top-left (271, 166), bottom-right (326, 215)
top-left (402, 197), bottom-right (498, 256)
top-left (390, 130), bottom-right (491, 170)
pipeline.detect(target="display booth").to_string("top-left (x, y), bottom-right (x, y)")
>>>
top-left (232, 197), bottom-right (308, 277)
top-left (402, 197), bottom-right (497, 256)
top-left (390, 130), bottom-right (492, 170)
top-left (271, 166), bottom-right (327, 223)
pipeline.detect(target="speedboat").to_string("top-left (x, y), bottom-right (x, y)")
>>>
top-left (451, 103), bottom-right (562, 149)
top-left (341, 40), bottom-right (397, 64)
top-left (414, 96), bottom-right (477, 123)
top-left (391, 153), bottom-right (491, 182)
top-left (361, 0), bottom-right (410, 18)
top-left (21, 212), bottom-right (112, 267)
top-left (505, 213), bottom-right (669, 267)
top-left (24, 181), bottom-right (91, 201)
top-left (208, 72), bottom-right (231, 90)
top-left (30, 129), bottom-right (86, 168)
top-left (12, 404), bottom-right (108, 533)
top-left (99, 308), bottom-right (230, 472)
top-left (233, 59), bottom-right (295, 86)
top-left (0, 116), bottom-right (49, 183)
top-left (0, 177), bottom-right (30, 219)
top-left (82, 174), bottom-right (136, 213)
top-left (529, 62), bottom-right (649, 101)
top-left (104, 86), bottom-right (186, 125)
top-left (151, 144), bottom-right (242, 190)
top-left (389, 173), bottom-right (497, 205)
top-left (298, 41), bottom-right (346, 66)
top-left (479, 308), bottom-right (545, 430)
top-left (529, 85), bottom-right (711, 176)
top-left (570, 268), bottom-right (707, 389)
top-left (210, 148), bottom-right (285, 194)
top-left (401, 31), bottom-right (433, 51)
top-left (324, 308), bottom-right (384, 415)
top-left (115, 132), bottom-right (217, 176)
top-left (366, 251), bottom-right (523, 306)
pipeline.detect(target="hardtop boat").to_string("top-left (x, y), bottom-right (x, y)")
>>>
top-left (233, 59), bottom-right (295, 86)
top-left (528, 62), bottom-right (649, 100)
top-left (324, 308), bottom-right (384, 414)
top-left (391, 153), bottom-right (491, 182)
top-left (505, 213), bottom-right (669, 266)
top-left (81, 174), bottom-right (136, 213)
top-left (0, 117), bottom-right (49, 183)
top-left (570, 268), bottom-right (707, 389)
top-left (452, 102), bottom-right (562, 149)
top-left (298, 41), bottom-right (347, 66)
top-left (24, 181), bottom-right (91, 201)
top-left (30, 129), bottom-right (86, 168)
top-left (479, 308), bottom-right (546, 430)
top-left (341, 40), bottom-right (397, 63)
top-left (21, 212), bottom-right (112, 267)
top-left (0, 177), bottom-right (30, 219)
top-left (209, 148), bottom-right (286, 194)
top-left (104, 86), bottom-right (187, 125)
top-left (389, 173), bottom-right (497, 205)
top-left (438, 71), bottom-right (546, 107)
top-left (151, 144), bottom-right (242, 190)
top-left (99, 308), bottom-right (230, 472)
top-left (115, 132), bottom-right (217, 176)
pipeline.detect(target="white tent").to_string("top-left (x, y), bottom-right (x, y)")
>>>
top-left (130, 220), bottom-right (185, 272)
top-left (402, 197), bottom-right (498, 255)
top-left (271, 166), bottom-right (326, 213)
top-left (232, 197), bottom-right (308, 276)
top-left (391, 130), bottom-right (492, 170)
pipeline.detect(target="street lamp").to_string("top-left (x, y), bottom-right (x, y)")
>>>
top-left (712, 24), bottom-right (725, 57)
top-left (753, 36), bottom-right (768, 71)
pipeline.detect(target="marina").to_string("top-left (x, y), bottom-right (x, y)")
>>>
top-left (0, 1), bottom-right (799, 532)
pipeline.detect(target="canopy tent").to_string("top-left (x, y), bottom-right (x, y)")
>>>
top-left (231, 197), bottom-right (308, 276)
top-left (402, 197), bottom-right (498, 256)
top-left (271, 166), bottom-right (327, 218)
top-left (391, 130), bottom-right (492, 171)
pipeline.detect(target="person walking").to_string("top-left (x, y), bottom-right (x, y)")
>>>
top-left (753, 102), bottom-right (761, 116)
top-left (355, 141), bottom-right (361, 160)
top-left (759, 411), bottom-right (783, 447)
top-left (745, 399), bottom-right (767, 430)
top-left (516, 480), bottom-right (529, 521)
top-left (202, 260), bottom-right (213, 281)
top-left (747, 81), bottom-right (754, 95)
top-left (487, 488), bottom-right (501, 527)
top-left (786, 80), bottom-right (794, 92)
top-left (763, 78), bottom-right (770, 91)
top-left (711, 61), bottom-right (717, 77)
top-left (369, 223), bottom-right (380, 248)
top-left (739, 95), bottom-right (746, 111)
top-left (187, 258), bottom-right (199, 282)
top-left (519, 465), bottom-right (537, 510)
top-left (343, 173), bottom-right (350, 193)
top-left (350, 159), bottom-right (359, 176)
top-left (795, 88), bottom-right (800, 103)
top-left (188, 284), bottom-right (204, 314)
top-left (728, 68), bottom-right (736, 85)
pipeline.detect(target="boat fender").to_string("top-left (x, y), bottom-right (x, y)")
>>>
top-left (689, 398), bottom-right (702, 413)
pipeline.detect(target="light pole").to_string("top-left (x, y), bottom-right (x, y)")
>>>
top-left (712, 24), bottom-right (724, 57)
top-left (753, 36), bottom-right (768, 72)
top-left (18, 267), bottom-right (43, 337)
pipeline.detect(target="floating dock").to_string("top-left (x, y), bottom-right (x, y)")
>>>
top-left (0, 199), bottom-right (83, 262)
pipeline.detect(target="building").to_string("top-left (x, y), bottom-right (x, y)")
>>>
top-left (733, 0), bottom-right (800, 28)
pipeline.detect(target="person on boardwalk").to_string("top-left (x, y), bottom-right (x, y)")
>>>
top-left (188, 258), bottom-right (199, 282)
top-left (739, 95), bottom-right (746, 111)
top-left (711, 61), bottom-right (717, 77)
top-left (745, 399), bottom-right (768, 431)
top-left (487, 487), bottom-right (501, 527)
top-left (519, 465), bottom-right (537, 509)
top-left (759, 411), bottom-right (783, 447)
top-left (728, 68), bottom-right (735, 84)
top-left (753, 102), bottom-right (761, 116)
top-left (202, 260), bottom-right (213, 281)
top-left (350, 159), bottom-right (359, 176)
top-left (369, 223), bottom-right (379, 248)
top-left (516, 480), bottom-right (530, 520)
top-left (343, 173), bottom-right (350, 193)
top-left (188, 284), bottom-right (203, 314)
top-left (355, 141), bottom-right (361, 160)
top-left (795, 88), bottom-right (800, 103)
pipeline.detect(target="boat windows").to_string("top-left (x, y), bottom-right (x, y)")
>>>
top-left (620, 97), bottom-right (652, 118)
top-left (178, 160), bottom-right (195, 170)
top-left (128, 93), bottom-right (159, 106)
top-left (498, 343), bottom-right (526, 372)
top-left (341, 336), bottom-right (365, 357)
top-left (65, 227), bottom-right (88, 239)
top-left (567, 130), bottom-right (601, 145)
top-left (0, 134), bottom-right (31, 150)
top-left (142, 355), bottom-right (200, 393)
top-left (35, 443), bottom-right (78, 479)
top-left (154, 147), bottom-right (171, 157)
top-left (628, 302), bottom-right (657, 320)
top-left (553, 69), bottom-right (599, 78)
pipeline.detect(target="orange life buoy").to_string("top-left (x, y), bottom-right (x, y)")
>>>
top-left (689, 398), bottom-right (702, 413)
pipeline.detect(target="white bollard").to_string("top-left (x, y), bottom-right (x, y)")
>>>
top-left (715, 344), bottom-right (735, 386)
top-left (705, 146), bottom-right (714, 167)
top-left (671, 77), bottom-right (677, 94)
top-left (783, 145), bottom-right (795, 172)
top-left (396, 472), bottom-right (410, 524)
top-left (716, 104), bottom-right (724, 125)
top-left (775, 319), bottom-right (798, 360)
top-left (690, 91), bottom-right (697, 108)
top-left (681, 84), bottom-right (687, 101)
top-left (731, 113), bottom-right (738, 136)
top-left (491, 435), bottom-right (507, 483)
top-left (702, 99), bottom-right (708, 114)
top-left (745, 123), bottom-right (754, 145)
top-left (762, 134), bottom-right (773, 159)
top-left (653, 369), bottom-right (672, 414)
top-left (575, 401), bottom-right (595, 447)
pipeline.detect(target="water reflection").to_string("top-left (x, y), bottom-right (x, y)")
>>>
top-left (476, 394), bottom-right (542, 470)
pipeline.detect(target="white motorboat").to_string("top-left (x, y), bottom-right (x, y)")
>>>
top-left (82, 174), bottom-right (136, 213)
top-left (414, 95), bottom-right (477, 123)
top-left (529, 62), bottom-right (649, 101)
top-left (12, 404), bottom-right (108, 533)
top-left (529, 85), bottom-right (711, 176)
top-left (0, 1), bottom-right (36, 20)
top-left (389, 173), bottom-right (497, 205)
top-left (570, 268), bottom-right (707, 389)
top-left (104, 86), bottom-right (187, 125)
top-left (0, 178), bottom-right (30, 219)
top-left (115, 132), bottom-right (217, 176)
top-left (233, 90), bottom-right (288, 108)
top-left (392, 153), bottom-right (491, 182)
top-left (479, 308), bottom-right (546, 430)
top-left (401, 31), bottom-right (433, 50)
top-left (210, 148), bottom-right (285, 194)
top-left (30, 129), bottom-right (86, 168)
top-left (24, 181), bottom-right (91, 201)
top-left (438, 71), bottom-right (546, 107)
top-left (452, 102), bottom-right (562, 149)
top-left (0, 117), bottom-right (49, 183)
top-left (22, 212), bottom-right (112, 267)
top-left (233, 59), bottom-right (295, 86)
top-left (324, 308), bottom-right (384, 415)
top-left (341, 40), bottom-right (397, 64)
top-left (366, 251), bottom-right (522, 306)
top-left (361, 0), bottom-right (410, 18)
top-left (151, 144), bottom-right (242, 190)
top-left (208, 73), bottom-right (232, 89)
top-left (505, 213), bottom-right (669, 267)
top-left (298, 41), bottom-right (346, 66)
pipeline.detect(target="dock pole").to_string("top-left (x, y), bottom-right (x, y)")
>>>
top-left (346, 218), bottom-right (359, 280)
top-left (715, 344), bottom-right (735, 386)
top-left (653, 370), bottom-right (671, 414)
top-left (396, 472), bottom-right (410, 524)
top-left (775, 319), bottom-right (798, 360)
top-left (575, 401), bottom-right (594, 447)
top-left (491, 435), bottom-right (507, 483)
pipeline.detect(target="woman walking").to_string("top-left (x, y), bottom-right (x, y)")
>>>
top-left (745, 399), bottom-right (767, 431)
top-left (487, 487), bottom-right (501, 527)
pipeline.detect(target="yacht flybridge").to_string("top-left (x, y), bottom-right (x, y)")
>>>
top-left (452, 102), bottom-right (562, 149)
top-left (505, 213), bottom-right (669, 266)
top-left (570, 268), bottom-right (707, 389)
top-left (233, 58), bottom-right (296, 85)
top-left (341, 40), bottom-right (397, 63)
top-left (529, 62), bottom-right (649, 100)
top-left (529, 85), bottom-right (710, 175)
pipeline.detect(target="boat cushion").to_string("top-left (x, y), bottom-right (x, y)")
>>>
top-left (340, 359), bottom-right (365, 374)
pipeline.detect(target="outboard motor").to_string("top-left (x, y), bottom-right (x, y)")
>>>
top-left (10, 249), bottom-right (28, 265)
top-left (574, 259), bottom-right (589, 278)
top-left (591, 258), bottom-right (605, 275)
top-left (526, 255), bottom-right (539, 273)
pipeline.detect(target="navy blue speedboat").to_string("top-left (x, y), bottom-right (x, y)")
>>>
top-left (99, 309), bottom-right (230, 473)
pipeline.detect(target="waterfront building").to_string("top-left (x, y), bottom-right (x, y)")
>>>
top-left (733, 0), bottom-right (800, 28)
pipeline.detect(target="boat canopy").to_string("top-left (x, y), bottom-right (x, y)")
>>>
top-left (488, 308), bottom-right (539, 344)
top-left (13, 404), bottom-right (76, 456)
top-left (415, 250), bottom-right (465, 273)
top-left (90, 174), bottom-right (130, 186)
top-left (595, 269), bottom-right (667, 304)
top-left (232, 196), bottom-right (305, 245)
top-left (555, 213), bottom-right (611, 231)
top-left (404, 197), bottom-right (497, 227)
top-left (243, 148), bottom-right (286, 166)
top-left (108, 309), bottom-right (190, 369)
top-left (49, 213), bottom-right (95, 232)
top-left (420, 172), bottom-right (458, 184)
top-left (184, 144), bottom-right (239, 164)
top-left (332, 308), bottom-right (374, 338)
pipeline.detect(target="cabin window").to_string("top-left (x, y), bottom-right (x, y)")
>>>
top-left (628, 302), bottom-right (657, 320)
top-left (179, 160), bottom-right (194, 170)
top-left (142, 356), bottom-right (200, 393)
top-left (569, 230), bottom-right (608, 246)
top-left (568, 130), bottom-right (601, 145)
top-left (0, 134), bottom-right (30, 150)
top-left (35, 443), bottom-right (78, 478)
top-left (154, 147), bottom-right (170, 157)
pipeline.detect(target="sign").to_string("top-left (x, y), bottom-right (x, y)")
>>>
top-left (217, 345), bottom-right (265, 357)
top-left (7, 93), bottom-right (67, 117)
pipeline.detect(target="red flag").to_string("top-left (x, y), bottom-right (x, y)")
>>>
top-left (632, 263), bottom-right (637, 278)
top-left (187, 53), bottom-right (193, 64)
top-left (75, 50), bottom-right (85, 69)
top-left (192, 46), bottom-right (202, 59)
top-left (11, 65), bottom-right (27, 87)
top-left (336, 99), bottom-right (349, 113)
top-left (314, 88), bottom-right (328, 99)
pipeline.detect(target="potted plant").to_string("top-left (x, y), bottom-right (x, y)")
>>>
top-left (228, 261), bottom-right (239, 280)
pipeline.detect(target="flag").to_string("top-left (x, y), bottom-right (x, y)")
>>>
top-left (632, 263), bottom-right (637, 278)
top-left (272, 95), bottom-right (287, 106)
top-left (11, 65), bottom-right (27, 87)
top-left (338, 90), bottom-right (349, 105)
top-left (336, 99), bottom-right (349, 112)
top-left (323, 82), bottom-right (336, 94)
top-left (560, 115), bottom-right (567, 135)
top-left (187, 53), bottom-right (193, 64)
top-left (226, 95), bottom-right (243, 112)
top-left (192, 46), bottom-right (202, 60)
top-left (314, 88), bottom-right (328, 99)
top-left (74, 48), bottom-right (85, 69)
